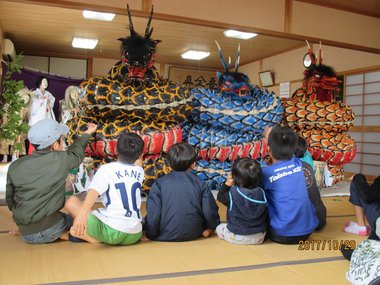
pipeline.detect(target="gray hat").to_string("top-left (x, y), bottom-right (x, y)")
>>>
top-left (28, 118), bottom-right (69, 150)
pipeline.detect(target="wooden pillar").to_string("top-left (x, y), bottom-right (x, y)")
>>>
top-left (142, 0), bottom-right (152, 12)
top-left (284, 0), bottom-right (292, 33)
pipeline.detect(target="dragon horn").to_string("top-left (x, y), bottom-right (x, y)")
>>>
top-left (235, 44), bottom-right (241, 72)
top-left (127, 4), bottom-right (136, 37)
top-left (305, 39), bottom-right (316, 65)
top-left (215, 40), bottom-right (229, 71)
top-left (305, 40), bottom-right (311, 52)
top-left (145, 5), bottom-right (154, 38)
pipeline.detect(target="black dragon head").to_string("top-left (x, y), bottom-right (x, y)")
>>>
top-left (215, 41), bottom-right (252, 96)
top-left (118, 5), bottom-right (161, 80)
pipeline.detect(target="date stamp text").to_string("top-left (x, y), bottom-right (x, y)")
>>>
top-left (298, 239), bottom-right (356, 250)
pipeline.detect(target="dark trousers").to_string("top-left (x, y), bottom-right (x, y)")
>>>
top-left (349, 174), bottom-right (380, 231)
top-left (268, 230), bottom-right (310, 244)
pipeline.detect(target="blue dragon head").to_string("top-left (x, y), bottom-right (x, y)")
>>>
top-left (215, 41), bottom-right (253, 96)
top-left (118, 5), bottom-right (161, 81)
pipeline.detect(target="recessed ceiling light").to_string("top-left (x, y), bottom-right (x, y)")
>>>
top-left (82, 10), bottom-right (115, 21)
top-left (223, 30), bottom-right (257, 40)
top-left (181, 50), bottom-right (210, 60)
top-left (72, 37), bottom-right (98, 49)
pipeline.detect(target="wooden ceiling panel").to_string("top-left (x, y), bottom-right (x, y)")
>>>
top-left (0, 1), bottom-right (305, 69)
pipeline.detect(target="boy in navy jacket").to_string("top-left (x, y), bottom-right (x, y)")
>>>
top-left (145, 142), bottom-right (220, 241)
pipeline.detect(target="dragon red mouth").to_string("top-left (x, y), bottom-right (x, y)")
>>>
top-left (128, 66), bottom-right (147, 79)
top-left (219, 85), bottom-right (250, 96)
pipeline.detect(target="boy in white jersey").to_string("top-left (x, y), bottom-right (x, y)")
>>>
top-left (65, 132), bottom-right (144, 245)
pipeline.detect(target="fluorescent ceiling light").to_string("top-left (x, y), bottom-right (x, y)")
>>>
top-left (82, 10), bottom-right (115, 21)
top-left (223, 30), bottom-right (257, 40)
top-left (181, 50), bottom-right (210, 60)
top-left (72, 37), bottom-right (98, 49)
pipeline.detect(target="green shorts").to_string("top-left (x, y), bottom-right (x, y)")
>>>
top-left (87, 214), bottom-right (142, 245)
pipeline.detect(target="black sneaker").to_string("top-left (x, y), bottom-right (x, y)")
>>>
top-left (68, 233), bottom-right (86, 243)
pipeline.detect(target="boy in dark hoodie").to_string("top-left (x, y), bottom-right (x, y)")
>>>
top-left (217, 158), bottom-right (267, 245)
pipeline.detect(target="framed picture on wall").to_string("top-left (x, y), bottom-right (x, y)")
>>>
top-left (259, 70), bottom-right (274, 87)
top-left (168, 66), bottom-right (219, 90)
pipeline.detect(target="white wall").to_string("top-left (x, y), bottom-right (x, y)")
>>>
top-left (50, 57), bottom-right (87, 79)
top-left (22, 55), bottom-right (49, 72)
top-left (22, 55), bottom-right (87, 79)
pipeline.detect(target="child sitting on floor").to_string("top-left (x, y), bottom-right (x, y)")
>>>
top-left (295, 136), bottom-right (327, 230)
top-left (216, 158), bottom-right (267, 245)
top-left (344, 173), bottom-right (380, 236)
top-left (262, 125), bottom-right (319, 244)
top-left (294, 136), bottom-right (315, 171)
top-left (6, 118), bottom-right (96, 244)
top-left (144, 142), bottom-right (220, 241)
top-left (341, 174), bottom-right (380, 284)
top-left (65, 132), bottom-right (144, 245)
top-left (294, 136), bottom-right (334, 188)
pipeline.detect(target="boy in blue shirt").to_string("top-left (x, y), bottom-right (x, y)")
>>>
top-left (262, 125), bottom-right (318, 244)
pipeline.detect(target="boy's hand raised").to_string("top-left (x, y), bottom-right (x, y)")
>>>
top-left (84, 123), bottom-right (97, 135)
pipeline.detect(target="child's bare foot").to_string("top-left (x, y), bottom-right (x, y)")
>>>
top-left (202, 229), bottom-right (214, 238)
top-left (69, 229), bottom-right (100, 244)
top-left (60, 232), bottom-right (69, 241)
top-left (8, 230), bottom-right (19, 235)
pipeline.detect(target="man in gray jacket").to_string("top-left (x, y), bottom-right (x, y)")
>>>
top-left (6, 118), bottom-right (96, 244)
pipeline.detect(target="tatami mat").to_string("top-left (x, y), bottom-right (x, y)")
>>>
top-left (0, 197), bottom-right (365, 285)
top-left (320, 181), bottom-right (350, 197)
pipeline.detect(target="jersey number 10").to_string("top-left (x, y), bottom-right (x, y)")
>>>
top-left (114, 182), bottom-right (141, 218)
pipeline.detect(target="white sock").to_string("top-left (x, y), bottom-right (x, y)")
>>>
top-left (344, 222), bottom-right (368, 235)
top-left (345, 221), bottom-right (356, 227)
